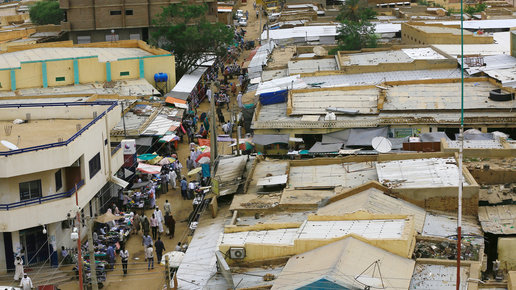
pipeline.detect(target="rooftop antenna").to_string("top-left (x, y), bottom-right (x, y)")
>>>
top-left (354, 260), bottom-right (385, 289)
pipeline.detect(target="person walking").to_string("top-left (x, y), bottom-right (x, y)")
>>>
top-left (155, 206), bottom-right (164, 236)
top-left (186, 156), bottom-right (195, 171)
top-left (133, 213), bottom-right (141, 235)
top-left (237, 92), bottom-right (243, 108)
top-left (141, 215), bottom-right (150, 236)
top-left (142, 233), bottom-right (153, 253)
top-left (145, 245), bottom-right (154, 270)
top-left (180, 177), bottom-right (188, 200)
top-left (120, 247), bottom-right (129, 275)
top-left (164, 212), bottom-right (176, 239)
top-left (150, 213), bottom-right (158, 240)
top-left (155, 237), bottom-right (166, 264)
top-left (163, 200), bottom-right (172, 216)
top-left (13, 255), bottom-right (23, 281)
top-left (106, 244), bottom-right (115, 269)
top-left (19, 273), bottom-right (33, 290)
top-left (169, 170), bottom-right (177, 189)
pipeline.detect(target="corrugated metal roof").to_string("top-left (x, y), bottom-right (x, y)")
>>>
top-left (291, 88), bottom-right (378, 115)
top-left (422, 212), bottom-right (483, 240)
top-left (141, 115), bottom-right (180, 136)
top-left (478, 205), bottom-right (516, 235)
top-left (287, 58), bottom-right (338, 74)
top-left (376, 158), bottom-right (469, 189)
top-left (302, 69), bottom-right (462, 88)
top-left (272, 237), bottom-right (415, 290)
top-left (410, 264), bottom-right (469, 290)
top-left (383, 81), bottom-right (502, 111)
top-left (215, 155), bottom-right (249, 196)
top-left (317, 187), bottom-right (427, 233)
top-left (447, 140), bottom-right (504, 149)
top-left (288, 163), bottom-right (377, 189)
top-left (171, 66), bottom-right (208, 93)
top-left (434, 31), bottom-right (510, 57)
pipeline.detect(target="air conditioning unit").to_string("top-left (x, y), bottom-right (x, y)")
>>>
top-left (229, 247), bottom-right (246, 259)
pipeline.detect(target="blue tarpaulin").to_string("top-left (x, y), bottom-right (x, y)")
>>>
top-left (201, 163), bottom-right (211, 177)
top-left (259, 89), bottom-right (288, 105)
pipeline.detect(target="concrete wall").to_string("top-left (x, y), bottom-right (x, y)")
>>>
top-left (498, 238), bottom-right (516, 271)
top-left (402, 22), bottom-right (494, 45)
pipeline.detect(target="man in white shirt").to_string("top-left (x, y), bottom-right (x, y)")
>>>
top-left (120, 248), bottom-right (129, 275)
top-left (169, 170), bottom-right (177, 189)
top-left (20, 273), bottom-right (33, 290)
top-left (145, 245), bottom-right (154, 270)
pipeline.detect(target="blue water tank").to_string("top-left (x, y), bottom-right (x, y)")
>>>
top-left (154, 72), bottom-right (168, 82)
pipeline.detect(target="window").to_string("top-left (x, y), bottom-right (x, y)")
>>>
top-left (120, 71), bottom-right (130, 76)
top-left (110, 10), bottom-right (122, 15)
top-left (55, 77), bottom-right (65, 82)
top-left (105, 34), bottom-right (119, 41)
top-left (89, 153), bottom-right (101, 179)
top-left (55, 169), bottom-right (62, 191)
top-left (19, 180), bottom-right (42, 200)
top-left (77, 36), bottom-right (91, 44)
top-left (125, 9), bottom-right (133, 15)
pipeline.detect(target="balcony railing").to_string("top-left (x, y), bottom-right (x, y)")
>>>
top-left (0, 180), bottom-right (85, 211)
top-left (0, 102), bottom-right (118, 157)
top-left (111, 143), bottom-right (122, 156)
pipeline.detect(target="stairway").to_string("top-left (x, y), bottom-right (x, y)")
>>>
top-left (0, 265), bottom-right (75, 288)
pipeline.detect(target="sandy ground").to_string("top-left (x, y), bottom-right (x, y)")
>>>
top-left (59, 2), bottom-right (260, 289)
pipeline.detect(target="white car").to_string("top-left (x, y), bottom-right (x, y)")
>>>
top-left (236, 10), bottom-right (244, 18)
top-left (238, 17), bottom-right (247, 27)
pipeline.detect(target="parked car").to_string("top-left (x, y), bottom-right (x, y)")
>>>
top-left (238, 17), bottom-right (247, 27)
top-left (236, 10), bottom-right (244, 18)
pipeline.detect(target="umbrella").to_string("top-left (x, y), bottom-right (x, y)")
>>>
top-left (196, 156), bottom-right (210, 164)
top-left (138, 153), bottom-right (158, 161)
top-left (195, 151), bottom-right (210, 163)
top-left (161, 251), bottom-right (184, 267)
top-left (158, 158), bottom-right (171, 166)
top-left (197, 145), bottom-right (210, 153)
top-left (137, 163), bottom-right (162, 174)
top-left (187, 167), bottom-right (202, 176)
top-left (96, 211), bottom-right (120, 223)
top-left (148, 156), bottom-right (163, 165)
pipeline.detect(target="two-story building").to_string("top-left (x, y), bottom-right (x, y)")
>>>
top-left (0, 101), bottom-right (124, 272)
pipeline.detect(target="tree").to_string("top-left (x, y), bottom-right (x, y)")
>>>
top-left (336, 20), bottom-right (377, 51)
top-left (29, 0), bottom-right (64, 25)
top-left (334, 0), bottom-right (378, 52)
top-left (152, 2), bottom-right (234, 79)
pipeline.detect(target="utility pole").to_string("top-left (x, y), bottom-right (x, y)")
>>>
top-left (266, 8), bottom-right (270, 45)
top-left (87, 218), bottom-right (98, 290)
top-left (75, 184), bottom-right (84, 290)
top-left (259, 5), bottom-right (262, 45)
top-left (209, 82), bottom-right (218, 178)
top-left (232, 104), bottom-right (241, 156)
top-left (165, 259), bottom-right (171, 290)
top-left (121, 101), bottom-right (127, 138)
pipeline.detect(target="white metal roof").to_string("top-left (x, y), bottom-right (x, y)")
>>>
top-left (256, 74), bottom-right (307, 95)
top-left (287, 58), bottom-right (338, 74)
top-left (432, 19), bottom-right (516, 30)
top-left (171, 66), bottom-right (208, 93)
top-left (220, 218), bottom-right (407, 246)
top-left (376, 158), bottom-right (469, 188)
top-left (302, 69), bottom-right (462, 88)
top-left (422, 212), bottom-right (483, 240)
top-left (433, 31), bottom-right (510, 57)
top-left (141, 115), bottom-right (180, 136)
top-left (447, 140), bottom-right (504, 149)
top-left (290, 88), bottom-right (378, 115)
top-left (0, 47), bottom-right (152, 70)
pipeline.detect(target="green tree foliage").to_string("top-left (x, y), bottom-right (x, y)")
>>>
top-left (465, 3), bottom-right (487, 15)
top-left (334, 0), bottom-right (378, 52)
top-left (29, 0), bottom-right (64, 25)
top-left (152, 2), bottom-right (234, 79)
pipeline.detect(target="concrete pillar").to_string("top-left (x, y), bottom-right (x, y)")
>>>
top-left (42, 61), bottom-right (48, 88)
top-left (106, 62), bottom-right (112, 82)
top-left (73, 59), bottom-right (80, 85)
top-left (10, 69), bottom-right (16, 91)
top-left (139, 58), bottom-right (145, 79)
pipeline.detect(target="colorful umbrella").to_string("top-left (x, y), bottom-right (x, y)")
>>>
top-left (187, 167), bottom-right (202, 176)
top-left (158, 158), bottom-right (171, 165)
top-left (147, 156), bottom-right (163, 165)
top-left (195, 151), bottom-right (211, 163)
top-left (137, 163), bottom-right (162, 174)
top-left (138, 153), bottom-right (158, 161)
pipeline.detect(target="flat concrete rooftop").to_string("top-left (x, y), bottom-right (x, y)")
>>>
top-left (0, 118), bottom-right (92, 150)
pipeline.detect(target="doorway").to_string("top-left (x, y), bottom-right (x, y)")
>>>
top-left (19, 227), bottom-right (49, 265)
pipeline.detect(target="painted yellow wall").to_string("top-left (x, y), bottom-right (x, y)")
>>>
top-left (110, 59), bottom-right (139, 81)
top-left (47, 60), bottom-right (74, 87)
top-left (78, 57), bottom-right (106, 84)
top-left (402, 23), bottom-right (494, 45)
top-left (143, 55), bottom-right (176, 89)
top-left (0, 169), bottom-right (66, 204)
top-left (15, 62), bottom-right (42, 89)
top-left (0, 70), bottom-right (10, 91)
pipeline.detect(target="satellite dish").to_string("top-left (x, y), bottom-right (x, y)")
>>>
top-left (372, 137), bottom-right (392, 153)
top-left (355, 276), bottom-right (384, 288)
top-left (1, 140), bottom-right (18, 150)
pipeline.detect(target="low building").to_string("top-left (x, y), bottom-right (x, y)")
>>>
top-left (59, 0), bottom-right (218, 43)
top-left (402, 22), bottom-right (494, 45)
top-left (0, 101), bottom-right (123, 272)
top-left (0, 40), bottom-right (175, 93)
